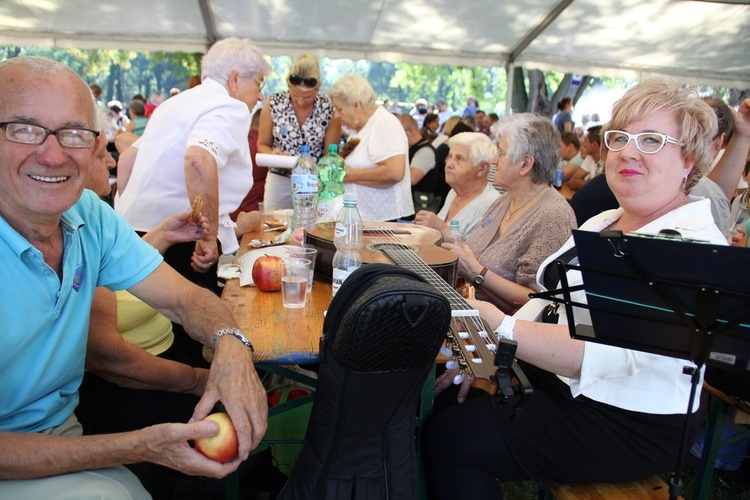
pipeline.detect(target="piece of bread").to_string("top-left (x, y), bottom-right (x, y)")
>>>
top-left (339, 138), bottom-right (360, 159)
top-left (460, 283), bottom-right (476, 300)
top-left (189, 195), bottom-right (203, 221)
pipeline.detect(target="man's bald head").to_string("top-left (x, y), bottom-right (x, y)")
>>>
top-left (0, 56), bottom-right (98, 130)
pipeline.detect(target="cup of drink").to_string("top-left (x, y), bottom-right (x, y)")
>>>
top-left (258, 202), bottom-right (269, 227)
top-left (287, 247), bottom-right (317, 293)
top-left (281, 258), bottom-right (311, 308)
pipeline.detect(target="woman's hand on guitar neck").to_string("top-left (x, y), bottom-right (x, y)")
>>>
top-left (435, 368), bottom-right (474, 404)
top-left (466, 298), bottom-right (505, 331)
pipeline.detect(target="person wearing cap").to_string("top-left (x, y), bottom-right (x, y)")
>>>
top-left (257, 53), bottom-right (342, 210)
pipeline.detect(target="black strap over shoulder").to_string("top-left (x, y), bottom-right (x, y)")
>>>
top-left (542, 246), bottom-right (578, 291)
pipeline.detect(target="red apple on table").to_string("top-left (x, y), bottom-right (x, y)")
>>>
top-left (252, 255), bottom-right (283, 291)
top-left (194, 412), bottom-right (239, 463)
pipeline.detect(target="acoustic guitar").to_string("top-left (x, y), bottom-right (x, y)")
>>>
top-left (305, 222), bottom-right (500, 393)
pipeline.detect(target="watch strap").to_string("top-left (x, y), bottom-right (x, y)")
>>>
top-left (474, 266), bottom-right (488, 285)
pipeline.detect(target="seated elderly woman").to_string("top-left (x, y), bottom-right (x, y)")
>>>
top-left (328, 74), bottom-right (414, 221)
top-left (443, 114), bottom-right (577, 313)
top-left (414, 132), bottom-right (499, 238)
top-left (423, 78), bottom-right (726, 499)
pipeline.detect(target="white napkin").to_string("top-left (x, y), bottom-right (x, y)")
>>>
top-left (237, 245), bottom-right (298, 287)
top-left (217, 263), bottom-right (242, 280)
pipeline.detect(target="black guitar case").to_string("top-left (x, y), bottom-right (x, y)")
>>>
top-left (277, 263), bottom-right (451, 500)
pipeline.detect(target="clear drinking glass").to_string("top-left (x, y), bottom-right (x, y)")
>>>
top-left (281, 258), bottom-right (311, 308)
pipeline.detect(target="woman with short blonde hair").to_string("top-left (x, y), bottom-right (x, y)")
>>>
top-left (258, 53), bottom-right (341, 209)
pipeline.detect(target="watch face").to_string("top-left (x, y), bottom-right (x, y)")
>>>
top-left (474, 274), bottom-right (485, 285)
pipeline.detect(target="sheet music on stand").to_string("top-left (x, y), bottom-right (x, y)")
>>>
top-left (530, 229), bottom-right (750, 500)
top-left (535, 229), bottom-right (750, 373)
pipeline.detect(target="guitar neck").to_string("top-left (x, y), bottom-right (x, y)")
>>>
top-left (381, 245), bottom-right (499, 393)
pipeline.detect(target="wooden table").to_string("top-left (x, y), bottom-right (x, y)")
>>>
top-left (221, 231), bottom-right (331, 364)
top-left (556, 183), bottom-right (577, 201)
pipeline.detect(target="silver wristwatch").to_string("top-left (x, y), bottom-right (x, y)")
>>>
top-left (212, 327), bottom-right (255, 353)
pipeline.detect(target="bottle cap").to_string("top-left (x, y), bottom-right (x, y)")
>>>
top-left (450, 220), bottom-right (460, 229)
top-left (328, 144), bottom-right (338, 153)
top-left (300, 145), bottom-right (311, 153)
top-left (343, 193), bottom-right (358, 204)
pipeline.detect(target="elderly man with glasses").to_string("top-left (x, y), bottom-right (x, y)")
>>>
top-left (0, 55), bottom-right (267, 498)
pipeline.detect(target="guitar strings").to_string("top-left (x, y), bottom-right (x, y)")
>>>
top-left (367, 227), bottom-right (498, 361)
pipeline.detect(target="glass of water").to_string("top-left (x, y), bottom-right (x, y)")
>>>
top-left (286, 246), bottom-right (317, 293)
top-left (281, 258), bottom-right (311, 308)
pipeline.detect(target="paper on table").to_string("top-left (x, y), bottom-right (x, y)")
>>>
top-left (237, 244), bottom-right (298, 287)
top-left (255, 153), bottom-right (298, 169)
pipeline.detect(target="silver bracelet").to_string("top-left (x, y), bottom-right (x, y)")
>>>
top-left (495, 315), bottom-right (516, 341)
top-left (212, 327), bottom-right (254, 353)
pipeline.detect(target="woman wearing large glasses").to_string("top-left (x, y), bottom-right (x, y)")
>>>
top-left (423, 78), bottom-right (728, 498)
top-left (258, 53), bottom-right (342, 210)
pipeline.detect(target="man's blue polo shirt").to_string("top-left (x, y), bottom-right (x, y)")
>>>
top-left (0, 190), bottom-right (162, 433)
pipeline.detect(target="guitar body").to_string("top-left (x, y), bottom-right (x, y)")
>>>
top-left (306, 221), bottom-right (499, 393)
top-left (305, 222), bottom-right (458, 286)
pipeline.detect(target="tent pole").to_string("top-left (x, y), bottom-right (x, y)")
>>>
top-left (506, 62), bottom-right (515, 116)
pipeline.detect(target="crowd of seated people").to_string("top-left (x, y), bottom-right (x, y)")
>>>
top-left (6, 39), bottom-right (750, 500)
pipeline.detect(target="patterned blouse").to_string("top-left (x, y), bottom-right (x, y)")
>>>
top-left (269, 91), bottom-right (334, 161)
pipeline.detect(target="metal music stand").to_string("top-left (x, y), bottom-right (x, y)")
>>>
top-left (530, 229), bottom-right (750, 500)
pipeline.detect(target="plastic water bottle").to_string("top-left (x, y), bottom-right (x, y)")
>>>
top-left (317, 144), bottom-right (346, 219)
top-left (554, 158), bottom-right (565, 188)
top-left (332, 193), bottom-right (363, 297)
top-left (444, 220), bottom-right (463, 245)
top-left (291, 145), bottom-right (319, 230)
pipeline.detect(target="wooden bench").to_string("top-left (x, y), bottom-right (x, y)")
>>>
top-left (542, 475), bottom-right (677, 499)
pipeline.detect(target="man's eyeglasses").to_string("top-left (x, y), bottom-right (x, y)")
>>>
top-left (0, 122), bottom-right (99, 149)
top-left (289, 74), bottom-right (318, 88)
top-left (604, 130), bottom-right (684, 155)
top-left (255, 78), bottom-right (266, 91)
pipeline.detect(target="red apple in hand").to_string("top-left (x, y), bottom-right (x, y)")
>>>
top-left (194, 412), bottom-right (239, 463)
top-left (252, 255), bottom-right (283, 291)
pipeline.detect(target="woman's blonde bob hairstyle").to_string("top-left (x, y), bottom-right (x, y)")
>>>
top-left (602, 77), bottom-right (717, 193)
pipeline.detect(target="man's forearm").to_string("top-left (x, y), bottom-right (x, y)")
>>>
top-left (184, 147), bottom-right (219, 240)
top-left (0, 429), bottom-right (150, 479)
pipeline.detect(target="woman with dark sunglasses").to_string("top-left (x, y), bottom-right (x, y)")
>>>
top-left (258, 53), bottom-right (342, 210)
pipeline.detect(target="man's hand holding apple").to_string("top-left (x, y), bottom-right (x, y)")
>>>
top-left (190, 334), bottom-right (268, 462)
top-left (133, 419), bottom-right (243, 478)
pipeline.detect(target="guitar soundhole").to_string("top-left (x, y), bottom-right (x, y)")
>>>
top-left (368, 242), bottom-right (421, 255)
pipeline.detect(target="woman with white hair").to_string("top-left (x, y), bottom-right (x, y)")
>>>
top-left (414, 132), bottom-right (499, 238)
top-left (258, 53), bottom-right (341, 209)
top-left (115, 37), bottom-right (270, 366)
top-left (329, 74), bottom-right (413, 221)
top-left (443, 114), bottom-right (577, 313)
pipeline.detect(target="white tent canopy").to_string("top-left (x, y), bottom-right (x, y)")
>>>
top-left (1, 0), bottom-right (749, 89)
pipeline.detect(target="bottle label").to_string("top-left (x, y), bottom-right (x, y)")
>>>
top-left (317, 200), bottom-right (332, 218)
top-left (331, 268), bottom-right (353, 297)
top-left (291, 174), bottom-right (319, 195)
top-left (334, 222), bottom-right (348, 238)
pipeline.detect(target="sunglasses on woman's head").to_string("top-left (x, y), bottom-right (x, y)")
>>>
top-left (289, 74), bottom-right (318, 88)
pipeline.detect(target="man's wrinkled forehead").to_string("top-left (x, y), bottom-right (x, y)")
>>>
top-left (0, 65), bottom-right (97, 127)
